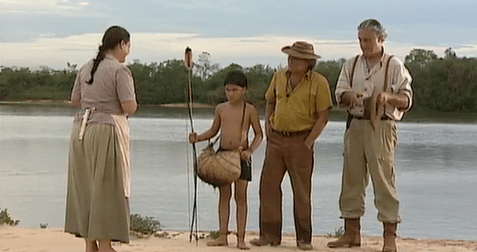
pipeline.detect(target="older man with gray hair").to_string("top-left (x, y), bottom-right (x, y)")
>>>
top-left (327, 19), bottom-right (413, 252)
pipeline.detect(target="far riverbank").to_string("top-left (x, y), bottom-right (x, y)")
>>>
top-left (1, 100), bottom-right (476, 123)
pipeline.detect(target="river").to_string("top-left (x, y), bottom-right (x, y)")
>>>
top-left (0, 104), bottom-right (476, 240)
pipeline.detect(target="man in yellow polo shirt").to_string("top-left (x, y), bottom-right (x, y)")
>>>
top-left (250, 41), bottom-right (332, 250)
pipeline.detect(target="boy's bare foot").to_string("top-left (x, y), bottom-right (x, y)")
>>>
top-left (237, 240), bottom-right (250, 250)
top-left (207, 234), bottom-right (228, 246)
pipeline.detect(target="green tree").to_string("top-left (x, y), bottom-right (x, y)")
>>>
top-left (405, 48), bottom-right (438, 68)
top-left (315, 58), bottom-right (346, 105)
top-left (1, 50), bottom-right (476, 112)
top-left (194, 51), bottom-right (220, 80)
top-left (244, 64), bottom-right (276, 105)
top-left (444, 47), bottom-right (457, 60)
top-left (408, 48), bottom-right (477, 112)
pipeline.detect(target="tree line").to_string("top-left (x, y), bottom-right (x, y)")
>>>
top-left (0, 49), bottom-right (476, 112)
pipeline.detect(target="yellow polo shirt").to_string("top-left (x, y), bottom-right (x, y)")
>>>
top-left (265, 68), bottom-right (332, 132)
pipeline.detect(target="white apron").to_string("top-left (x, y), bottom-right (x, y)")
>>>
top-left (111, 114), bottom-right (131, 198)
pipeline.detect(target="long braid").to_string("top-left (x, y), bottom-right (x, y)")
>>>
top-left (86, 45), bottom-right (106, 85)
top-left (85, 26), bottom-right (130, 85)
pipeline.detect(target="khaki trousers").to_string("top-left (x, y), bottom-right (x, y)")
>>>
top-left (258, 130), bottom-right (314, 244)
top-left (339, 119), bottom-right (401, 223)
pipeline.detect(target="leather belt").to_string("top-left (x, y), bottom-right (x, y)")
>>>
top-left (352, 115), bottom-right (393, 120)
top-left (272, 128), bottom-right (311, 137)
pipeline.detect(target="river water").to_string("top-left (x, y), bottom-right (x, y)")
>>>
top-left (0, 104), bottom-right (476, 240)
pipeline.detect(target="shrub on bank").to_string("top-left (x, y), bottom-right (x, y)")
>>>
top-left (0, 208), bottom-right (20, 226)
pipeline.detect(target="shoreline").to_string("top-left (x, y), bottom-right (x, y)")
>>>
top-left (1, 100), bottom-right (476, 123)
top-left (1, 226), bottom-right (476, 252)
top-left (0, 100), bottom-right (213, 108)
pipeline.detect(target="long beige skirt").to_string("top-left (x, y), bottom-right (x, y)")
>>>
top-left (65, 124), bottom-right (130, 243)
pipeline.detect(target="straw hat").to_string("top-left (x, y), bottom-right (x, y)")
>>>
top-left (281, 41), bottom-right (321, 59)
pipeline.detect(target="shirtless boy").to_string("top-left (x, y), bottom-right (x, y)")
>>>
top-left (189, 70), bottom-right (263, 250)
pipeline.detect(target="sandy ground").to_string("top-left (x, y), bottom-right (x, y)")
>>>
top-left (1, 226), bottom-right (476, 252)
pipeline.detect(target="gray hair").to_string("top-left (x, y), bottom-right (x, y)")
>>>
top-left (358, 19), bottom-right (387, 41)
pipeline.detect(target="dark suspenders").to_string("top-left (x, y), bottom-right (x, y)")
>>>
top-left (345, 55), bottom-right (393, 130)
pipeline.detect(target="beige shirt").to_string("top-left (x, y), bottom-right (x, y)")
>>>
top-left (71, 54), bottom-right (136, 125)
top-left (335, 50), bottom-right (413, 121)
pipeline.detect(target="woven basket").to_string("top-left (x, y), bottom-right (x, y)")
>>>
top-left (197, 144), bottom-right (241, 187)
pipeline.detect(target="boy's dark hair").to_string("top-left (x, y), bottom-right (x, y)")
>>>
top-left (223, 71), bottom-right (248, 88)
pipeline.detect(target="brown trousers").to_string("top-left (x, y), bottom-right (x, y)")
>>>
top-left (258, 129), bottom-right (314, 244)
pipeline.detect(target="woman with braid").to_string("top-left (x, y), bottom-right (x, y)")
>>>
top-left (65, 26), bottom-right (137, 252)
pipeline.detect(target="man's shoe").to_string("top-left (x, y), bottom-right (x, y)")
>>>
top-left (250, 237), bottom-right (280, 247)
top-left (297, 242), bottom-right (313, 250)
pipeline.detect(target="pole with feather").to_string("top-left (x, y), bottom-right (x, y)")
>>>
top-left (184, 47), bottom-right (199, 244)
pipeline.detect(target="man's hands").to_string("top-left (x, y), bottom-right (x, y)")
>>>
top-left (341, 91), bottom-right (364, 107)
top-left (377, 91), bottom-right (410, 110)
top-left (376, 91), bottom-right (391, 107)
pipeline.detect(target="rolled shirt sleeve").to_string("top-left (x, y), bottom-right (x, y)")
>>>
top-left (390, 58), bottom-right (413, 111)
top-left (314, 74), bottom-right (333, 113)
top-left (71, 66), bottom-right (86, 103)
top-left (116, 66), bottom-right (136, 103)
top-left (335, 58), bottom-right (355, 105)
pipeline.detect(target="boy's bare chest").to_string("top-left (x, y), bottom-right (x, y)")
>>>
top-left (221, 112), bottom-right (246, 134)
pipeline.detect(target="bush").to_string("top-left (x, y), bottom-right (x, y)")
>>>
top-left (0, 208), bottom-right (20, 226)
top-left (130, 214), bottom-right (163, 238)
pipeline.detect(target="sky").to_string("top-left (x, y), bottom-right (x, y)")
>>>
top-left (1, 0), bottom-right (476, 70)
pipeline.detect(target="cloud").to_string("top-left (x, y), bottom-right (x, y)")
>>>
top-left (158, 0), bottom-right (245, 13)
top-left (1, 32), bottom-right (476, 70)
top-left (3, 0), bottom-right (83, 14)
top-left (2, 0), bottom-right (106, 18)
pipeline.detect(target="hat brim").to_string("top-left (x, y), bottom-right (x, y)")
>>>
top-left (282, 46), bottom-right (321, 59)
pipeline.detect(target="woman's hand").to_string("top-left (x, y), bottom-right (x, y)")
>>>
top-left (189, 132), bottom-right (198, 143)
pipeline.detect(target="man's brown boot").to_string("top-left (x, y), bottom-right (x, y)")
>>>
top-left (382, 222), bottom-right (398, 252)
top-left (327, 218), bottom-right (361, 248)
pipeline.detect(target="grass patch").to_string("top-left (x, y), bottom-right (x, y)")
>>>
top-left (326, 226), bottom-right (344, 238)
